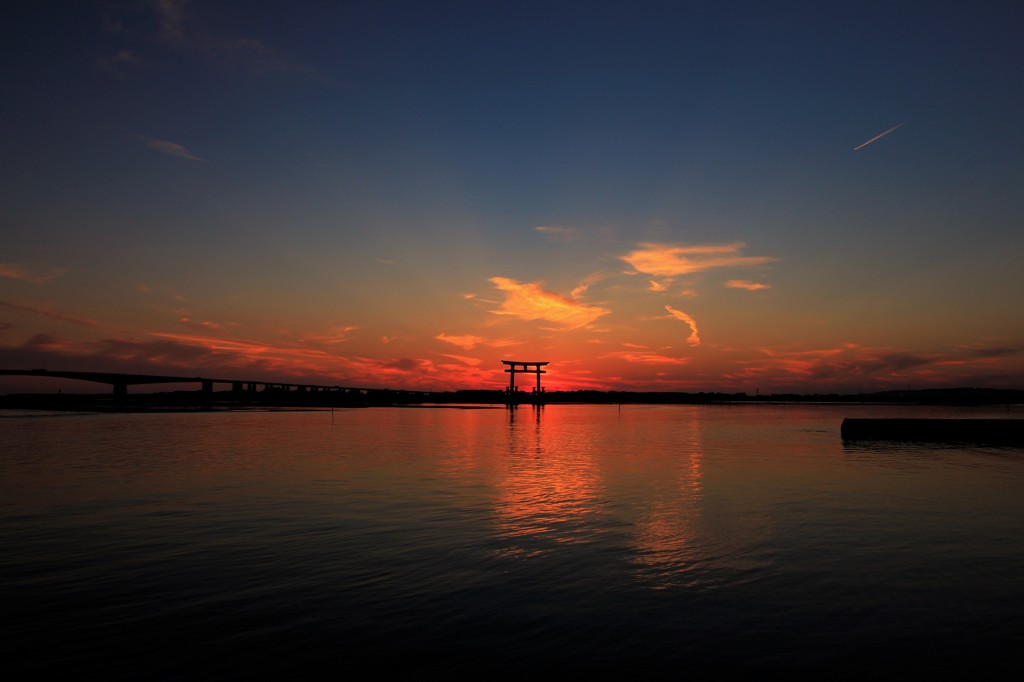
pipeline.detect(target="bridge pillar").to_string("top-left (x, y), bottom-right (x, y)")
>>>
top-left (113, 383), bottom-right (127, 397)
top-left (202, 380), bottom-right (213, 394)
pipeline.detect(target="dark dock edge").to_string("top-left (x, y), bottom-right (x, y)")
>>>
top-left (841, 418), bottom-right (1024, 445)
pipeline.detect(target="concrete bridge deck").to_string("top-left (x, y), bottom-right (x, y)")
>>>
top-left (0, 368), bottom-right (433, 404)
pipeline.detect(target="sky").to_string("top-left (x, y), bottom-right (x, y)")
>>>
top-left (2, 0), bottom-right (1024, 394)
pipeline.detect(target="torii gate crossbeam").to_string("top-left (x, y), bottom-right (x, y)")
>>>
top-left (502, 361), bottom-right (548, 401)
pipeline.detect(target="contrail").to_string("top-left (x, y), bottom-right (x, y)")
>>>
top-left (854, 122), bottom-right (905, 151)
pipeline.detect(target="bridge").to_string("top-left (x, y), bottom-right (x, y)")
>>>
top-left (0, 368), bottom-right (434, 406)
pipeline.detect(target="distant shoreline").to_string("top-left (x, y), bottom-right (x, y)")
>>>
top-left (2, 387), bottom-right (1023, 412)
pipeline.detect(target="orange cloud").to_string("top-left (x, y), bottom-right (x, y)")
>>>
top-left (665, 305), bottom-right (701, 346)
top-left (488, 277), bottom-right (610, 330)
top-left (621, 242), bottom-right (775, 277)
top-left (725, 280), bottom-right (771, 291)
top-left (648, 279), bottom-right (670, 292)
top-left (436, 333), bottom-right (485, 350)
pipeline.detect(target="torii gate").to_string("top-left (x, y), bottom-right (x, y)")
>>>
top-left (502, 360), bottom-right (548, 402)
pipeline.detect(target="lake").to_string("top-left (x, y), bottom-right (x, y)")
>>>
top-left (2, 403), bottom-right (1023, 677)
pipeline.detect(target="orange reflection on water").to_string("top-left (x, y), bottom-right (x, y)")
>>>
top-left (631, 461), bottom-right (704, 587)
top-left (596, 407), bottom-right (705, 589)
top-left (491, 406), bottom-right (605, 558)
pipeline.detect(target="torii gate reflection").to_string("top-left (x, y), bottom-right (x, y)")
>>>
top-left (502, 360), bottom-right (548, 406)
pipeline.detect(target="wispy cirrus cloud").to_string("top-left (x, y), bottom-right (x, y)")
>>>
top-left (137, 283), bottom-right (186, 301)
top-left (488, 277), bottom-right (610, 330)
top-left (603, 351), bottom-right (690, 365)
top-left (725, 280), bottom-right (771, 291)
top-left (534, 225), bottom-right (580, 242)
top-left (621, 242), bottom-right (776, 278)
top-left (151, 331), bottom-right (295, 357)
top-left (136, 134), bottom-right (207, 162)
top-left (0, 300), bottom-right (98, 326)
top-left (570, 271), bottom-right (613, 298)
top-left (0, 263), bottom-right (67, 284)
top-left (299, 325), bottom-right (357, 345)
top-left (150, 0), bottom-right (338, 86)
top-left (488, 337), bottom-right (523, 347)
top-left (179, 317), bottom-right (237, 333)
top-left (665, 305), bottom-right (701, 346)
top-left (439, 353), bottom-right (483, 366)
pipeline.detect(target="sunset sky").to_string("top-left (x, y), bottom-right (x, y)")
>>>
top-left (3, 1), bottom-right (1023, 394)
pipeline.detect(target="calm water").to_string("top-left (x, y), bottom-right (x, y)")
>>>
top-left (3, 404), bottom-right (1023, 677)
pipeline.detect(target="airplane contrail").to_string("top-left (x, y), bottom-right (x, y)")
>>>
top-left (854, 122), bottom-right (905, 151)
